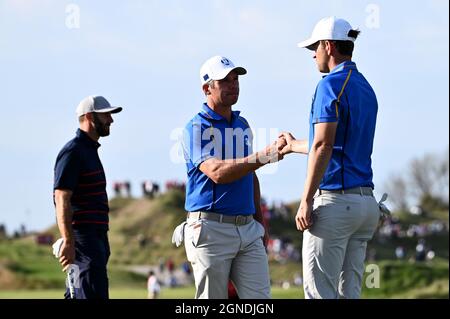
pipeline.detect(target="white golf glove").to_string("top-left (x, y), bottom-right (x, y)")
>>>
top-left (52, 238), bottom-right (65, 258)
top-left (52, 237), bottom-right (78, 298)
top-left (171, 221), bottom-right (187, 247)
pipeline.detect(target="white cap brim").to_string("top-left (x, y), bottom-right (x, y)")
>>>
top-left (94, 106), bottom-right (123, 114)
top-left (297, 37), bottom-right (318, 49)
top-left (297, 36), bottom-right (356, 49)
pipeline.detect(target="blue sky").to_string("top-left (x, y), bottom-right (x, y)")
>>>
top-left (0, 0), bottom-right (448, 233)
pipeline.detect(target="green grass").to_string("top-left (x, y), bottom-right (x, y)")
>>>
top-left (2, 279), bottom-right (448, 299)
top-left (360, 259), bottom-right (449, 298)
top-left (1, 193), bottom-right (448, 299)
top-left (107, 192), bottom-right (188, 266)
top-left (0, 286), bottom-right (304, 299)
top-left (0, 238), bottom-right (63, 288)
top-left (1, 260), bottom-right (448, 299)
top-left (1, 238), bottom-right (448, 298)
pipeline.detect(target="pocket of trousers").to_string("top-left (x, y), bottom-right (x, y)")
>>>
top-left (311, 196), bottom-right (323, 222)
top-left (191, 220), bottom-right (205, 248)
top-left (255, 220), bottom-right (265, 239)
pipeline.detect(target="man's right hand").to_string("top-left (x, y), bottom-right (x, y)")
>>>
top-left (259, 139), bottom-right (285, 163)
top-left (59, 240), bottom-right (75, 272)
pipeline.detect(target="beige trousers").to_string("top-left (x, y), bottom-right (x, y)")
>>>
top-left (184, 216), bottom-right (271, 299)
top-left (302, 193), bottom-right (380, 299)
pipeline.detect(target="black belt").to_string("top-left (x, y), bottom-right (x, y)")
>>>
top-left (317, 187), bottom-right (374, 196)
top-left (187, 211), bottom-right (253, 226)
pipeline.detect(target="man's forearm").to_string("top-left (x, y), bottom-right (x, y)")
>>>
top-left (55, 193), bottom-right (74, 244)
top-left (292, 139), bottom-right (309, 154)
top-left (203, 151), bottom-right (274, 184)
top-left (302, 143), bottom-right (333, 202)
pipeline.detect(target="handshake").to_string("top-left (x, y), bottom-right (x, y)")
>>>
top-left (257, 132), bottom-right (298, 164)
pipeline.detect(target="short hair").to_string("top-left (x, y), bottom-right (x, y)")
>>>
top-left (203, 80), bottom-right (215, 96)
top-left (332, 29), bottom-right (361, 56)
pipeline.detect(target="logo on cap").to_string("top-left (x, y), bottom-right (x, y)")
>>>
top-left (203, 74), bottom-right (209, 81)
top-left (221, 58), bottom-right (230, 66)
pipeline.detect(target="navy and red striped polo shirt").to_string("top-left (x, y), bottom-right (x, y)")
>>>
top-left (54, 129), bottom-right (109, 230)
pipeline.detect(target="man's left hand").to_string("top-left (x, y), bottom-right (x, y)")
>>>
top-left (295, 199), bottom-right (314, 231)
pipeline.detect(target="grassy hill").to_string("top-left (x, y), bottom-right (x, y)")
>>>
top-left (0, 189), bottom-right (448, 298)
top-left (107, 191), bottom-right (187, 265)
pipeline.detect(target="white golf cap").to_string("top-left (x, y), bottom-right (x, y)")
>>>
top-left (76, 95), bottom-right (123, 117)
top-left (297, 16), bottom-right (357, 49)
top-left (200, 55), bottom-right (247, 86)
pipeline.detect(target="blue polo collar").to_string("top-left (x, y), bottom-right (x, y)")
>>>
top-left (329, 61), bottom-right (358, 74)
top-left (76, 129), bottom-right (101, 149)
top-left (200, 103), bottom-right (241, 122)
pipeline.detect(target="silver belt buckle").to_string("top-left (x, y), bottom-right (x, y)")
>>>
top-left (235, 215), bottom-right (245, 225)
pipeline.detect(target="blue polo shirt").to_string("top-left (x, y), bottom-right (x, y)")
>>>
top-left (309, 61), bottom-right (378, 190)
top-left (182, 103), bottom-right (255, 215)
top-left (53, 129), bottom-right (109, 230)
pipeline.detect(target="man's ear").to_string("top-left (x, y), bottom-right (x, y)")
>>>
top-left (85, 113), bottom-right (97, 125)
top-left (85, 112), bottom-right (93, 121)
top-left (202, 83), bottom-right (211, 95)
top-left (325, 40), bottom-right (335, 55)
